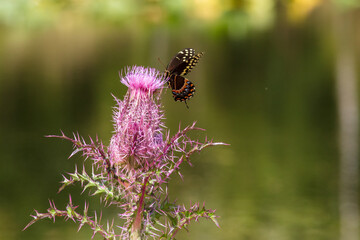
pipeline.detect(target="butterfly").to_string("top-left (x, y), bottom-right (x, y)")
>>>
top-left (165, 48), bottom-right (204, 107)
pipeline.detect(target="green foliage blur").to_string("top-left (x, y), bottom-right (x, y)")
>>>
top-left (0, 0), bottom-right (359, 239)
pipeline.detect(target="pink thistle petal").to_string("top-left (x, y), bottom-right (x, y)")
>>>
top-left (120, 66), bottom-right (165, 93)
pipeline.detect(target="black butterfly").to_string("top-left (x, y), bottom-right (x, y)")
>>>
top-left (165, 48), bottom-right (203, 107)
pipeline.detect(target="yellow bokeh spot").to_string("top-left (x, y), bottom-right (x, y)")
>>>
top-left (287, 0), bottom-right (324, 23)
top-left (246, 0), bottom-right (275, 31)
top-left (186, 0), bottom-right (229, 21)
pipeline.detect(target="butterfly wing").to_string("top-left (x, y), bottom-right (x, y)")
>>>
top-left (168, 74), bottom-right (196, 102)
top-left (166, 48), bottom-right (203, 76)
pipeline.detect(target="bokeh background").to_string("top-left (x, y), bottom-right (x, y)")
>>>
top-left (1, 0), bottom-right (360, 239)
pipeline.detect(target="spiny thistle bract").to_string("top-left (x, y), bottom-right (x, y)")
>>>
top-left (24, 66), bottom-right (227, 239)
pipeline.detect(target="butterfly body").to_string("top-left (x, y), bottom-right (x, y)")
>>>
top-left (165, 48), bottom-right (203, 104)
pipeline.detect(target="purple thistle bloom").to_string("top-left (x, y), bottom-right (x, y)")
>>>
top-left (25, 65), bottom-right (227, 240)
top-left (109, 66), bottom-right (166, 173)
top-left (121, 66), bottom-right (164, 93)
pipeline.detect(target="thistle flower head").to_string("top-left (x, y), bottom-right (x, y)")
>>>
top-left (121, 66), bottom-right (164, 93)
top-left (109, 66), bottom-right (166, 173)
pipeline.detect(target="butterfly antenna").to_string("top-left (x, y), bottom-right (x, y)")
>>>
top-left (158, 57), bottom-right (170, 83)
top-left (157, 57), bottom-right (166, 69)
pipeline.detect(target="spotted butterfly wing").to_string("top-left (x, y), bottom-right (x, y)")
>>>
top-left (165, 48), bottom-right (203, 105)
top-left (168, 74), bottom-right (196, 102)
top-left (166, 48), bottom-right (203, 76)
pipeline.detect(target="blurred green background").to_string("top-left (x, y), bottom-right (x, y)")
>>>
top-left (1, 0), bottom-right (360, 239)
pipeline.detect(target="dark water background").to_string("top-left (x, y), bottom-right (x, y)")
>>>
top-left (0, 1), bottom-right (357, 239)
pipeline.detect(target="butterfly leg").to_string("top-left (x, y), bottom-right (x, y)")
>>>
top-left (184, 100), bottom-right (189, 109)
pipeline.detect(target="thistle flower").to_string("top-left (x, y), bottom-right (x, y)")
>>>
top-left (25, 65), bottom-right (227, 240)
top-left (109, 66), bottom-right (166, 173)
